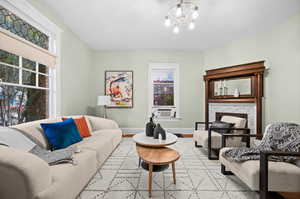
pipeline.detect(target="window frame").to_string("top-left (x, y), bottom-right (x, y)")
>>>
top-left (148, 63), bottom-right (180, 121)
top-left (0, 0), bottom-right (62, 118)
top-left (0, 53), bottom-right (50, 90)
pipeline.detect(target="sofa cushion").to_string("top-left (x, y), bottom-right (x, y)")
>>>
top-left (13, 118), bottom-right (62, 149)
top-left (73, 129), bottom-right (122, 165)
top-left (41, 119), bottom-right (82, 150)
top-left (0, 127), bottom-right (36, 152)
top-left (219, 148), bottom-right (300, 192)
top-left (36, 149), bottom-right (97, 199)
top-left (62, 117), bottom-right (91, 138)
top-left (74, 133), bottom-right (112, 166)
top-left (86, 116), bottom-right (119, 131)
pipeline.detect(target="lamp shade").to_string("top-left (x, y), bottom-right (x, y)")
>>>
top-left (97, 96), bottom-right (111, 106)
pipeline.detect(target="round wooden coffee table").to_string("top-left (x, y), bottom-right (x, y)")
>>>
top-left (136, 145), bottom-right (180, 197)
top-left (133, 132), bottom-right (178, 171)
top-left (133, 132), bottom-right (178, 147)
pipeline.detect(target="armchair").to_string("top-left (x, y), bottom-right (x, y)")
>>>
top-left (193, 114), bottom-right (250, 160)
top-left (219, 124), bottom-right (300, 199)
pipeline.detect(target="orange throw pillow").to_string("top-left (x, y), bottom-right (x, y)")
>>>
top-left (62, 117), bottom-right (91, 138)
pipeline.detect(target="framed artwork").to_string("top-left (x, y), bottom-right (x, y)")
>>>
top-left (105, 70), bottom-right (133, 108)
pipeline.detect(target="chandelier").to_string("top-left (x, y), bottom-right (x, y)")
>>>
top-left (164, 0), bottom-right (199, 34)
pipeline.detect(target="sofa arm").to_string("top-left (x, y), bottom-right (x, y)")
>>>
top-left (86, 116), bottom-right (120, 131)
top-left (0, 146), bottom-right (51, 199)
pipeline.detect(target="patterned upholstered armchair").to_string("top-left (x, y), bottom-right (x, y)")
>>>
top-left (193, 112), bottom-right (251, 160)
top-left (220, 123), bottom-right (300, 199)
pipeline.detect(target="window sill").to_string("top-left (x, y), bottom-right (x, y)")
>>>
top-left (154, 118), bottom-right (182, 122)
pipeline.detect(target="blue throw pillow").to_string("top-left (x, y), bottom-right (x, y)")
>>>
top-left (41, 118), bottom-right (83, 150)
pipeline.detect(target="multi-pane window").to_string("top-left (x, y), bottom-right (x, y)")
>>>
top-left (153, 70), bottom-right (175, 106)
top-left (149, 64), bottom-right (179, 119)
top-left (0, 49), bottom-right (49, 126)
top-left (0, 5), bottom-right (49, 49)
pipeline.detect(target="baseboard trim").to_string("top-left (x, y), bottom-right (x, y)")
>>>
top-left (122, 133), bottom-right (193, 138)
top-left (121, 128), bottom-right (193, 135)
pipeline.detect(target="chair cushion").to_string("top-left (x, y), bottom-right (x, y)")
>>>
top-left (41, 119), bottom-right (82, 150)
top-left (62, 117), bottom-right (91, 138)
top-left (221, 116), bottom-right (247, 144)
top-left (193, 130), bottom-right (222, 148)
top-left (193, 130), bottom-right (245, 149)
top-left (221, 116), bottom-right (247, 129)
top-left (219, 147), bottom-right (300, 192)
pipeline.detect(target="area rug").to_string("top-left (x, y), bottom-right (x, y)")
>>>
top-left (78, 138), bottom-right (258, 199)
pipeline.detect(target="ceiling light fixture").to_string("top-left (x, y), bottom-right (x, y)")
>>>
top-left (164, 0), bottom-right (199, 34)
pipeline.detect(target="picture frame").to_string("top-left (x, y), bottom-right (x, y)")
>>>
top-left (105, 70), bottom-right (133, 108)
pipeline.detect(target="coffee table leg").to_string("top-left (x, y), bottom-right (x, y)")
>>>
top-left (148, 163), bottom-right (153, 197)
top-left (172, 162), bottom-right (176, 184)
top-left (138, 157), bottom-right (141, 168)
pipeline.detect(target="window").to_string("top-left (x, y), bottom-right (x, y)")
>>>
top-left (149, 63), bottom-right (180, 120)
top-left (0, 49), bottom-right (50, 126)
top-left (0, 5), bottom-right (49, 49)
top-left (0, 1), bottom-right (60, 126)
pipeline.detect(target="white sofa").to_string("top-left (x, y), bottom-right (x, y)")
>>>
top-left (0, 115), bottom-right (122, 199)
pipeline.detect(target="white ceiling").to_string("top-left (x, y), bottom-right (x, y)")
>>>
top-left (42, 0), bottom-right (300, 50)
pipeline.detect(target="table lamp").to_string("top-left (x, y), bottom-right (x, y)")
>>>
top-left (97, 96), bottom-right (110, 118)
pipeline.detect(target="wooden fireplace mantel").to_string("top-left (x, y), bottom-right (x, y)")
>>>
top-left (203, 61), bottom-right (266, 139)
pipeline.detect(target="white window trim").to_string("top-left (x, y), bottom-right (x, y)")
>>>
top-left (0, 0), bottom-right (62, 118)
top-left (148, 63), bottom-right (181, 121)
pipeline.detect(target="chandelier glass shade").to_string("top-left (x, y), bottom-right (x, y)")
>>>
top-left (164, 0), bottom-right (199, 34)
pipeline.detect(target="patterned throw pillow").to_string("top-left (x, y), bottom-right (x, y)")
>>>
top-left (210, 121), bottom-right (234, 134)
top-left (62, 116), bottom-right (91, 138)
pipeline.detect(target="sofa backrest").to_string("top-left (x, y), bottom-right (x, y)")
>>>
top-left (61, 115), bottom-right (93, 133)
top-left (11, 115), bottom-right (94, 150)
top-left (12, 118), bottom-right (61, 149)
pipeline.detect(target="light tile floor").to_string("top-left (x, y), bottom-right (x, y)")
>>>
top-left (78, 138), bottom-right (258, 199)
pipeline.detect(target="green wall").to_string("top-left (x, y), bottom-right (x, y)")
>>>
top-left (29, 0), bottom-right (94, 116)
top-left (90, 12), bottom-right (300, 129)
top-left (203, 12), bottom-right (300, 126)
top-left (29, 0), bottom-right (300, 129)
top-left (91, 50), bottom-right (204, 129)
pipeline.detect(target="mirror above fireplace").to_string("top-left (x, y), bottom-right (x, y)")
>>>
top-left (213, 77), bottom-right (252, 97)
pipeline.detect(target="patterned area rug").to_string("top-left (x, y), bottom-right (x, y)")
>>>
top-left (78, 138), bottom-right (258, 199)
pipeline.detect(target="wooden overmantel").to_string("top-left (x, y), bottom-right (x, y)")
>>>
top-left (203, 61), bottom-right (266, 139)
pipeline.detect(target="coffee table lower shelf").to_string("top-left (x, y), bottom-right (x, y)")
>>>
top-left (139, 159), bottom-right (169, 172)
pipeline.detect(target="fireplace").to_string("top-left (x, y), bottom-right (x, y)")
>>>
top-left (209, 103), bottom-right (256, 134)
top-left (203, 61), bottom-right (266, 138)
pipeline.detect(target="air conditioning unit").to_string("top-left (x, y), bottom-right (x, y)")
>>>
top-left (153, 108), bottom-right (176, 118)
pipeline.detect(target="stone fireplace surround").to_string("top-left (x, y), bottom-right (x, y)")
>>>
top-left (209, 103), bottom-right (257, 134)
